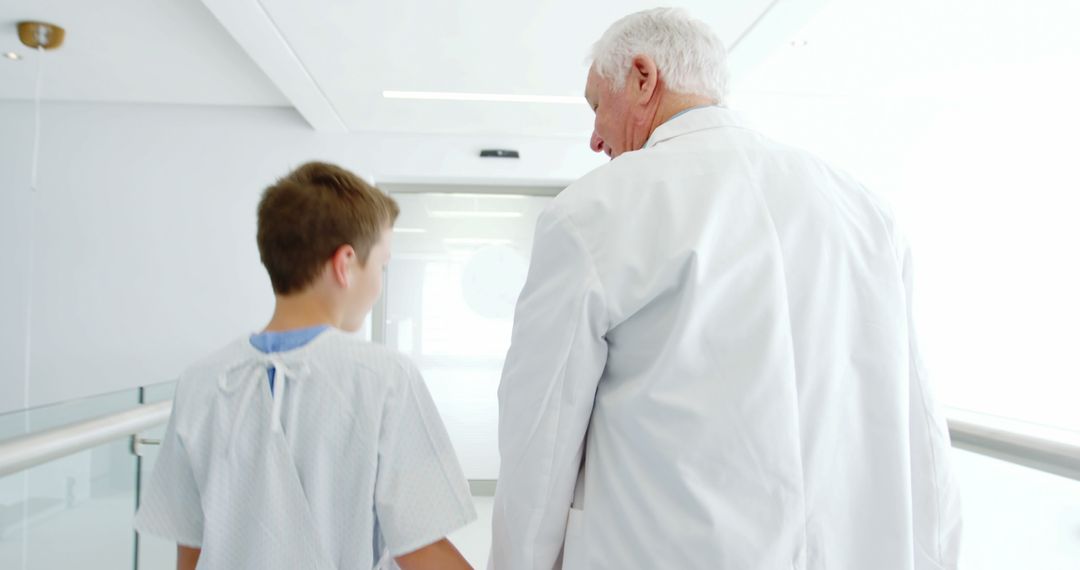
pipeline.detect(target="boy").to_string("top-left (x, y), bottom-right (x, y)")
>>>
top-left (134, 162), bottom-right (476, 569)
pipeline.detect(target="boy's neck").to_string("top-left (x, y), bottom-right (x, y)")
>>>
top-left (263, 293), bottom-right (339, 332)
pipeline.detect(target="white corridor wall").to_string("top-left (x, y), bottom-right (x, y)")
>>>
top-left (0, 100), bottom-right (603, 414)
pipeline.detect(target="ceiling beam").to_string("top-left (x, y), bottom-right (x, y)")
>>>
top-left (200, 0), bottom-right (347, 132)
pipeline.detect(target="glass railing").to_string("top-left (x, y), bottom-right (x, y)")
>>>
top-left (3, 383), bottom-right (1080, 569)
top-left (0, 382), bottom-right (175, 570)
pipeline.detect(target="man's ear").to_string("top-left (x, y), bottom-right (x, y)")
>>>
top-left (330, 244), bottom-right (356, 287)
top-left (630, 54), bottom-right (659, 106)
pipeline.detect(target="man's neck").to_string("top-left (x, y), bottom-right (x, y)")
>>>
top-left (648, 93), bottom-right (717, 137)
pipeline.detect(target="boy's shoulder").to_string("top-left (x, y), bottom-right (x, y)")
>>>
top-left (171, 336), bottom-right (251, 400)
top-left (308, 330), bottom-right (420, 381)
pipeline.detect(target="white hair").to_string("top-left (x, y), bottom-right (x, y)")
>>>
top-left (589, 7), bottom-right (728, 103)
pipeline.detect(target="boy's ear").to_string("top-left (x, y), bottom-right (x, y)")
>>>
top-left (330, 244), bottom-right (356, 288)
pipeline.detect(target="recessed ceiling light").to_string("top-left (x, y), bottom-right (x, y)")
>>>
top-left (789, 39), bottom-right (809, 48)
top-left (3, 52), bottom-right (22, 60)
top-left (383, 90), bottom-right (582, 105)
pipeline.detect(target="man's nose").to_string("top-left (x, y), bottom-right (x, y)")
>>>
top-left (590, 131), bottom-right (605, 153)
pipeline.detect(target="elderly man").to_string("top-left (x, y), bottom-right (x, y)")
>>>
top-left (490, 7), bottom-right (961, 570)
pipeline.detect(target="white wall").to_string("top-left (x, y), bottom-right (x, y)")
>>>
top-left (0, 100), bottom-right (604, 414)
top-left (1, 104), bottom-right (35, 414)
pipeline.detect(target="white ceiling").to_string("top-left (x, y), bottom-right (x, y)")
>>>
top-left (737, 0), bottom-right (1080, 100)
top-left (0, 0), bottom-right (287, 106)
top-left (238, 0), bottom-right (778, 135)
top-left (0, 0), bottom-right (825, 136)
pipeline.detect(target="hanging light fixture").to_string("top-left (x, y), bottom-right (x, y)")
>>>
top-left (17, 21), bottom-right (66, 50)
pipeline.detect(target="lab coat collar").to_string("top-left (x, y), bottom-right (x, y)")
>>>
top-left (642, 106), bottom-right (753, 150)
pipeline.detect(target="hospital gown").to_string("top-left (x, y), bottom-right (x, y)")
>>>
top-left (134, 328), bottom-right (476, 569)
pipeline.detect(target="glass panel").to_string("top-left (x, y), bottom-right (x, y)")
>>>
top-left (384, 192), bottom-right (552, 479)
top-left (135, 382), bottom-right (178, 569)
top-left (0, 387), bottom-right (140, 437)
top-left (141, 381), bottom-right (177, 406)
top-left (0, 388), bottom-right (141, 570)
top-left (0, 470), bottom-right (26, 569)
top-left (0, 411), bottom-right (25, 446)
top-left (953, 448), bottom-right (1080, 569)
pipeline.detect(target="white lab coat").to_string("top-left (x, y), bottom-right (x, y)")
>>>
top-left (490, 107), bottom-right (961, 570)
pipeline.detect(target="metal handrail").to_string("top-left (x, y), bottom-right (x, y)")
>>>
top-left (1, 400), bottom-right (1078, 482)
top-left (946, 407), bottom-right (1080, 481)
top-left (0, 401), bottom-right (171, 478)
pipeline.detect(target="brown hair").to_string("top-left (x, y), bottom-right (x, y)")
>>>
top-left (257, 161), bottom-right (399, 295)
